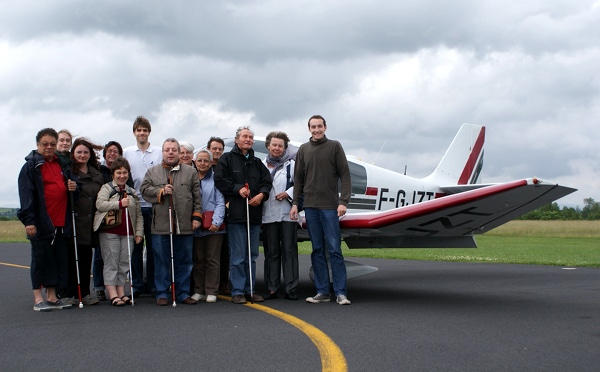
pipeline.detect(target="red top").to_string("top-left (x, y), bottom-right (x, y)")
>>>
top-left (41, 156), bottom-right (67, 228)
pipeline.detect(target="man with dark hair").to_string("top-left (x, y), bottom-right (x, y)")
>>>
top-left (141, 138), bottom-right (203, 306)
top-left (207, 136), bottom-right (230, 294)
top-left (207, 137), bottom-right (225, 166)
top-left (123, 115), bottom-right (162, 297)
top-left (215, 127), bottom-right (272, 304)
top-left (18, 128), bottom-right (77, 311)
top-left (290, 115), bottom-right (352, 305)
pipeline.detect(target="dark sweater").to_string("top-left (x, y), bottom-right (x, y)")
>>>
top-left (293, 136), bottom-right (351, 209)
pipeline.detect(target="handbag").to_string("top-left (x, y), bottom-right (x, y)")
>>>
top-left (202, 210), bottom-right (225, 231)
top-left (100, 209), bottom-right (122, 230)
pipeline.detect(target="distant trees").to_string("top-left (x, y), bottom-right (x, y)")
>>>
top-left (581, 198), bottom-right (600, 220)
top-left (519, 198), bottom-right (600, 220)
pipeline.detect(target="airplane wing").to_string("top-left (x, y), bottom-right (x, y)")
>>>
top-left (299, 178), bottom-right (576, 248)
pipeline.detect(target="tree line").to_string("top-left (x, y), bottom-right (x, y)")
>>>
top-left (519, 198), bottom-right (600, 220)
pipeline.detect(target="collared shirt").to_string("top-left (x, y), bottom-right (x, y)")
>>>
top-left (123, 144), bottom-right (162, 208)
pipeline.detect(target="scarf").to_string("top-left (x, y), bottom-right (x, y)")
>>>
top-left (266, 145), bottom-right (298, 179)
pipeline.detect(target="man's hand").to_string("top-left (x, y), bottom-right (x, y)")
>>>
top-left (192, 220), bottom-right (201, 230)
top-left (25, 225), bottom-right (37, 237)
top-left (248, 193), bottom-right (264, 207)
top-left (337, 204), bottom-right (347, 218)
top-left (239, 184), bottom-right (251, 198)
top-left (289, 205), bottom-right (298, 220)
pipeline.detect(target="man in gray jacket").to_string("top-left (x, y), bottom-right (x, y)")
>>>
top-left (141, 138), bottom-right (203, 306)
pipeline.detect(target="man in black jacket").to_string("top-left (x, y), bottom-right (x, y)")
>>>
top-left (18, 128), bottom-right (78, 311)
top-left (214, 126), bottom-right (272, 304)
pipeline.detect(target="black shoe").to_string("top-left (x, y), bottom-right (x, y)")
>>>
top-left (132, 290), bottom-right (142, 298)
top-left (263, 292), bottom-right (279, 300)
top-left (284, 293), bottom-right (299, 300)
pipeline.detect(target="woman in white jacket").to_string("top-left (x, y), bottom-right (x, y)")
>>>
top-left (94, 157), bottom-right (143, 306)
top-left (261, 131), bottom-right (299, 300)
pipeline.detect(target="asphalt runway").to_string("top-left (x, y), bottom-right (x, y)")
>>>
top-left (1, 242), bottom-right (598, 371)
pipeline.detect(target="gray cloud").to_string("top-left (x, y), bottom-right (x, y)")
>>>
top-left (2, 0), bottom-right (599, 208)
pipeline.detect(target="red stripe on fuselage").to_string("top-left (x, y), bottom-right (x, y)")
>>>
top-left (338, 179), bottom-right (528, 229)
top-left (457, 126), bottom-right (485, 185)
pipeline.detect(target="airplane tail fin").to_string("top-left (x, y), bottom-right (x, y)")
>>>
top-left (423, 123), bottom-right (485, 185)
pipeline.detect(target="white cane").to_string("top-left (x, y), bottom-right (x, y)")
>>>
top-left (245, 183), bottom-right (253, 302)
top-left (124, 203), bottom-right (135, 306)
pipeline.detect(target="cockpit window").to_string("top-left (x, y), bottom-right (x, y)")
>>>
top-left (348, 162), bottom-right (367, 195)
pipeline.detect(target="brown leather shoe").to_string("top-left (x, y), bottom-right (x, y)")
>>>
top-left (156, 298), bottom-right (168, 306)
top-left (231, 295), bottom-right (247, 304)
top-left (182, 297), bottom-right (198, 305)
top-left (245, 293), bottom-right (264, 303)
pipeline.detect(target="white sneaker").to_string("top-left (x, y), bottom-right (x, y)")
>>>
top-left (206, 295), bottom-right (217, 303)
top-left (306, 293), bottom-right (331, 303)
top-left (191, 293), bottom-right (206, 301)
top-left (336, 294), bottom-right (351, 305)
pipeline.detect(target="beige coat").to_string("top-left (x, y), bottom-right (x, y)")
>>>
top-left (140, 163), bottom-right (202, 235)
top-left (94, 182), bottom-right (143, 237)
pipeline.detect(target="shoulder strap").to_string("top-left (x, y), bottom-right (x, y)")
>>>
top-left (108, 185), bottom-right (128, 200)
top-left (285, 163), bottom-right (293, 190)
top-left (108, 186), bottom-right (119, 199)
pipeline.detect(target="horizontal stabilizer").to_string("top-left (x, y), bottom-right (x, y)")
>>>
top-left (326, 178), bottom-right (576, 248)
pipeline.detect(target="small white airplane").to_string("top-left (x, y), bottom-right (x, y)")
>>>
top-left (220, 124), bottom-right (577, 278)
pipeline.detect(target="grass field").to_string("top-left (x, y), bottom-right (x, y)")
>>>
top-left (3, 220), bottom-right (599, 267)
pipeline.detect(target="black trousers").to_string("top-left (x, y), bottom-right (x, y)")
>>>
top-left (262, 221), bottom-right (299, 295)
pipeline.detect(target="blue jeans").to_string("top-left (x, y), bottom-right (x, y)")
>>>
top-left (152, 234), bottom-right (193, 302)
top-left (92, 246), bottom-right (104, 291)
top-left (131, 207), bottom-right (155, 294)
top-left (228, 223), bottom-right (260, 296)
top-left (304, 208), bottom-right (347, 296)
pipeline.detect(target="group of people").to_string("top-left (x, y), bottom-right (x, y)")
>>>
top-left (18, 114), bottom-right (353, 311)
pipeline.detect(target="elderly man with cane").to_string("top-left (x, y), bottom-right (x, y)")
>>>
top-left (215, 126), bottom-right (272, 304)
top-left (141, 138), bottom-right (203, 306)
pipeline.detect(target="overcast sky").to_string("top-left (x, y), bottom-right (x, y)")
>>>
top-left (2, 1), bottom-right (599, 208)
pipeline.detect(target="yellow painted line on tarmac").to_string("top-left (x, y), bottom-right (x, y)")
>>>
top-left (220, 295), bottom-right (348, 372)
top-left (0, 261), bottom-right (29, 269)
top-left (3, 260), bottom-right (345, 371)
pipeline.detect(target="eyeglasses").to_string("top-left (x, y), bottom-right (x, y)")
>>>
top-left (195, 159), bottom-right (211, 163)
top-left (38, 142), bottom-right (57, 148)
top-left (106, 150), bottom-right (120, 154)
